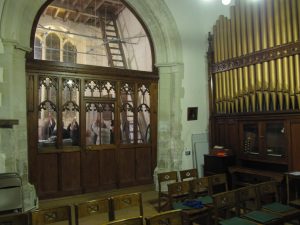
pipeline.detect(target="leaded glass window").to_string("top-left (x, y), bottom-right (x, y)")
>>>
top-left (46, 33), bottom-right (60, 61)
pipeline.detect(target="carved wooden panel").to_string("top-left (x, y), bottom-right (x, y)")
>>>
top-left (61, 152), bottom-right (81, 192)
top-left (290, 121), bottom-right (300, 171)
top-left (135, 147), bottom-right (152, 184)
top-left (81, 151), bottom-right (100, 192)
top-left (99, 149), bottom-right (117, 188)
top-left (37, 154), bottom-right (59, 196)
top-left (118, 148), bottom-right (135, 187)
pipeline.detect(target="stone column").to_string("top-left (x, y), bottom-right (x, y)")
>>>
top-left (154, 62), bottom-right (184, 190)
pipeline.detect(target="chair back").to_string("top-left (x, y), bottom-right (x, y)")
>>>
top-left (212, 190), bottom-right (238, 224)
top-left (157, 171), bottom-right (178, 192)
top-left (103, 216), bottom-right (143, 225)
top-left (167, 181), bottom-right (190, 204)
top-left (0, 213), bottom-right (28, 225)
top-left (157, 171), bottom-right (179, 212)
top-left (31, 205), bottom-right (72, 225)
top-left (145, 209), bottom-right (183, 225)
top-left (110, 192), bottom-right (143, 221)
top-left (209, 173), bottom-right (228, 194)
top-left (236, 185), bottom-right (259, 214)
top-left (179, 169), bottom-right (198, 181)
top-left (190, 177), bottom-right (211, 197)
top-left (74, 198), bottom-right (110, 225)
top-left (256, 181), bottom-right (279, 207)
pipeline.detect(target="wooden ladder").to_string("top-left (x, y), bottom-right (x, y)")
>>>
top-left (100, 16), bottom-right (127, 69)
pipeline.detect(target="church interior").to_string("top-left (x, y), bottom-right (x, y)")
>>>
top-left (1, 0), bottom-right (300, 224)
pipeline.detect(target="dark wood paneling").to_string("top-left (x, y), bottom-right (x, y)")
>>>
top-left (61, 152), bottom-right (81, 192)
top-left (291, 122), bottom-right (300, 171)
top-left (99, 149), bottom-right (117, 188)
top-left (136, 147), bottom-right (152, 184)
top-left (227, 121), bottom-right (239, 154)
top-left (37, 154), bottom-right (58, 196)
top-left (118, 148), bottom-right (135, 187)
top-left (81, 151), bottom-right (100, 192)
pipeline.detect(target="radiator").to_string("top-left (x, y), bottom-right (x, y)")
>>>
top-left (0, 173), bottom-right (23, 213)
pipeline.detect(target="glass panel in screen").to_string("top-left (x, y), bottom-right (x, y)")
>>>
top-left (265, 122), bottom-right (285, 157)
top-left (86, 102), bottom-right (114, 145)
top-left (84, 80), bottom-right (116, 98)
top-left (38, 76), bottom-right (58, 148)
top-left (243, 124), bottom-right (259, 154)
top-left (62, 78), bottom-right (80, 146)
top-left (137, 84), bottom-right (150, 144)
top-left (120, 83), bottom-right (134, 144)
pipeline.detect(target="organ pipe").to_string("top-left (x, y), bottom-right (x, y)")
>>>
top-left (211, 0), bottom-right (300, 114)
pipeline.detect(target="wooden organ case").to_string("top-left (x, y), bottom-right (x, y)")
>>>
top-left (208, 0), bottom-right (300, 185)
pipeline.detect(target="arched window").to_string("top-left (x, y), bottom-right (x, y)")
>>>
top-left (33, 0), bottom-right (152, 71)
top-left (34, 37), bottom-right (42, 60)
top-left (45, 33), bottom-right (60, 61)
top-left (63, 42), bottom-right (77, 64)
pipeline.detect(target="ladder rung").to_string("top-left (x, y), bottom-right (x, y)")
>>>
top-left (111, 53), bottom-right (121, 56)
top-left (105, 29), bottom-right (116, 32)
top-left (110, 47), bottom-right (120, 50)
top-left (107, 35), bottom-right (117, 38)
top-left (112, 59), bottom-right (124, 62)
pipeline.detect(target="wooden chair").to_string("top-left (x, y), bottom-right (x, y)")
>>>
top-left (74, 198), bottom-right (110, 225)
top-left (0, 213), bottom-right (29, 225)
top-left (212, 190), bottom-right (260, 225)
top-left (103, 216), bottom-right (143, 225)
top-left (179, 168), bottom-right (198, 181)
top-left (209, 173), bottom-right (228, 194)
top-left (157, 171), bottom-right (178, 212)
top-left (189, 177), bottom-right (212, 202)
top-left (109, 192), bottom-right (143, 221)
top-left (145, 209), bottom-right (183, 225)
top-left (236, 185), bottom-right (282, 225)
top-left (168, 181), bottom-right (211, 225)
top-left (31, 205), bottom-right (72, 225)
top-left (285, 172), bottom-right (300, 208)
top-left (257, 181), bottom-right (300, 224)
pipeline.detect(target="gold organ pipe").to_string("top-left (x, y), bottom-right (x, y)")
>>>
top-left (216, 19), bottom-right (223, 112)
top-left (266, 0), bottom-right (277, 110)
top-left (223, 16), bottom-right (229, 112)
top-left (274, 0), bottom-right (283, 110)
top-left (260, 0), bottom-right (270, 111)
top-left (227, 18), bottom-right (234, 113)
top-left (213, 25), bottom-right (219, 112)
top-left (246, 1), bottom-right (256, 112)
top-left (213, 25), bottom-right (217, 63)
top-left (253, 0), bottom-right (262, 111)
top-left (219, 16), bottom-right (226, 112)
top-left (222, 71), bottom-right (227, 113)
top-left (280, 0), bottom-right (290, 110)
top-left (293, 0), bottom-right (300, 109)
top-left (216, 20), bottom-right (222, 63)
top-left (230, 6), bottom-right (238, 112)
top-left (240, 0), bottom-right (250, 112)
top-left (215, 74), bottom-right (219, 112)
top-left (235, 0), bottom-right (243, 112)
top-left (218, 73), bottom-right (223, 113)
top-left (235, 0), bottom-right (242, 57)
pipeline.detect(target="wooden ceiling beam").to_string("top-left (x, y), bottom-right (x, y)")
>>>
top-left (48, 5), bottom-right (98, 18)
top-left (53, 8), bottom-right (60, 18)
top-left (83, 0), bottom-right (94, 10)
top-left (74, 13), bottom-right (81, 22)
top-left (63, 11), bottom-right (70, 21)
top-left (95, 0), bottom-right (105, 10)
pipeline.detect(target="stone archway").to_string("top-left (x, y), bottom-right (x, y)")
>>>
top-left (0, 0), bottom-right (184, 185)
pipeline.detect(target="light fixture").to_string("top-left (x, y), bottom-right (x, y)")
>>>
top-left (222, 0), bottom-right (231, 5)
